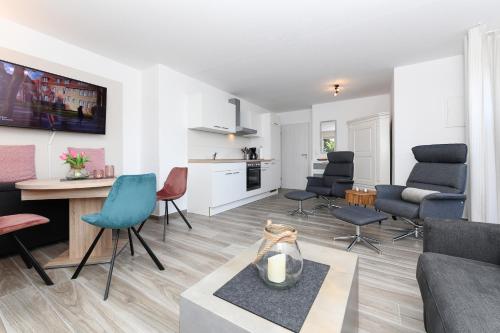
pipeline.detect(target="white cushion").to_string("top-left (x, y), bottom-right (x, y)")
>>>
top-left (401, 187), bottom-right (439, 204)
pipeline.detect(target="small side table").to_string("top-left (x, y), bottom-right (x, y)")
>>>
top-left (345, 189), bottom-right (377, 207)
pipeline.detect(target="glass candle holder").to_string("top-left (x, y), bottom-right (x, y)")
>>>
top-left (105, 165), bottom-right (114, 178)
top-left (254, 220), bottom-right (303, 289)
top-left (94, 169), bottom-right (105, 179)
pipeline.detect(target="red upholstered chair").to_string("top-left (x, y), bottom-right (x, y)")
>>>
top-left (156, 167), bottom-right (192, 241)
top-left (0, 214), bottom-right (53, 285)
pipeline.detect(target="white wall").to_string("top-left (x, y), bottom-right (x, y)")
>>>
top-left (278, 109), bottom-right (311, 125)
top-left (141, 64), bottom-right (272, 213)
top-left (311, 94), bottom-right (391, 159)
top-left (393, 55), bottom-right (465, 185)
top-left (0, 19), bottom-right (143, 177)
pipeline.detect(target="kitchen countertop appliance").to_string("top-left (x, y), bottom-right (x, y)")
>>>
top-left (249, 147), bottom-right (258, 160)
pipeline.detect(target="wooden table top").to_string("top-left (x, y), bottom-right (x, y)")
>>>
top-left (181, 240), bottom-right (358, 333)
top-left (345, 189), bottom-right (376, 196)
top-left (15, 178), bottom-right (115, 190)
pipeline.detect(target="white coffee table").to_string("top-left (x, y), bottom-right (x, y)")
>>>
top-left (180, 240), bottom-right (359, 333)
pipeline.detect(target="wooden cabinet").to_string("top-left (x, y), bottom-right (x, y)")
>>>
top-left (188, 93), bottom-right (236, 134)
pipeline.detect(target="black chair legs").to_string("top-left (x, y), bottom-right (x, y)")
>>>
top-left (72, 228), bottom-right (105, 279)
top-left (71, 226), bottom-right (164, 301)
top-left (12, 234), bottom-right (53, 286)
top-left (171, 200), bottom-right (192, 230)
top-left (131, 227), bottom-right (165, 271)
top-left (104, 229), bottom-right (120, 300)
top-left (163, 201), bottom-right (169, 242)
top-left (127, 228), bottom-right (134, 256)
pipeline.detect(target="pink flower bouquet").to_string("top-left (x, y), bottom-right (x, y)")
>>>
top-left (60, 149), bottom-right (90, 170)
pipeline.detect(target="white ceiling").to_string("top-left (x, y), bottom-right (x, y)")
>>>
top-left (2, 0), bottom-right (500, 111)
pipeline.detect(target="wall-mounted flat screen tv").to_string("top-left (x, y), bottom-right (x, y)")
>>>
top-left (0, 59), bottom-right (107, 134)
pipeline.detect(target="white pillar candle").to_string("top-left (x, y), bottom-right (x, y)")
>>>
top-left (267, 253), bottom-right (286, 283)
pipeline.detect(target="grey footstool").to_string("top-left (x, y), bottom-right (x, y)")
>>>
top-left (331, 206), bottom-right (387, 253)
top-left (284, 191), bottom-right (316, 217)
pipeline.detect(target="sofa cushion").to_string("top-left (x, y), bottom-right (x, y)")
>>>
top-left (417, 253), bottom-right (500, 333)
top-left (401, 187), bottom-right (439, 203)
top-left (68, 147), bottom-right (105, 174)
top-left (374, 198), bottom-right (419, 218)
top-left (0, 145), bottom-right (36, 183)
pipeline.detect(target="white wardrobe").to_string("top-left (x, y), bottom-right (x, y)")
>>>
top-left (347, 112), bottom-right (391, 188)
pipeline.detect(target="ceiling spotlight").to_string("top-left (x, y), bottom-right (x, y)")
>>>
top-left (332, 84), bottom-right (341, 96)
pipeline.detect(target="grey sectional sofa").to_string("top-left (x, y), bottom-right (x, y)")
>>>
top-left (417, 219), bottom-right (500, 332)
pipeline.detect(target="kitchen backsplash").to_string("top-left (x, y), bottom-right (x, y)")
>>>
top-left (187, 130), bottom-right (257, 159)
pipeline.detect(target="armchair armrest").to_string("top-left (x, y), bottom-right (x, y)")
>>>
top-left (425, 193), bottom-right (466, 201)
top-left (375, 184), bottom-right (406, 200)
top-left (423, 219), bottom-right (500, 265)
top-left (306, 176), bottom-right (323, 187)
top-left (335, 179), bottom-right (354, 184)
top-left (419, 193), bottom-right (466, 219)
top-left (331, 178), bottom-right (354, 198)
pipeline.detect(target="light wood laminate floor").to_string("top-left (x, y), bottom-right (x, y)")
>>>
top-left (0, 191), bottom-right (424, 333)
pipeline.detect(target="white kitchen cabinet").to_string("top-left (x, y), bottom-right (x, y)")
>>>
top-left (261, 161), bottom-right (272, 192)
top-left (188, 93), bottom-right (236, 134)
top-left (211, 164), bottom-right (246, 206)
top-left (270, 160), bottom-right (281, 190)
top-left (261, 160), bottom-right (281, 192)
top-left (240, 109), bottom-right (262, 137)
top-left (188, 161), bottom-right (278, 216)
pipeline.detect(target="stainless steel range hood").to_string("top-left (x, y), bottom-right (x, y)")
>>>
top-left (229, 98), bottom-right (257, 136)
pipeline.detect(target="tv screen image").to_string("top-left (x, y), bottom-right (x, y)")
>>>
top-left (0, 59), bottom-right (107, 134)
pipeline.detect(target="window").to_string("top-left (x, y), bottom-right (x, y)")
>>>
top-left (320, 120), bottom-right (336, 154)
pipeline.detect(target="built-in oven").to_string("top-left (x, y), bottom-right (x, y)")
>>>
top-left (246, 161), bottom-right (261, 191)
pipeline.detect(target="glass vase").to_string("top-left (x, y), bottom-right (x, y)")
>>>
top-left (254, 220), bottom-right (303, 289)
top-left (66, 167), bottom-right (89, 180)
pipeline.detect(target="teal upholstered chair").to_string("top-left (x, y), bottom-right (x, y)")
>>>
top-left (71, 174), bottom-right (164, 300)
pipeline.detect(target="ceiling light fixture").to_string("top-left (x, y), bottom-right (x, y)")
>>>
top-left (332, 84), bottom-right (341, 96)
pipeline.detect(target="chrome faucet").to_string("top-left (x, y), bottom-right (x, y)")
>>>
top-left (212, 152), bottom-right (217, 160)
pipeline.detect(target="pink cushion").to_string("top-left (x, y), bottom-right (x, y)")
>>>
top-left (0, 214), bottom-right (49, 236)
top-left (0, 145), bottom-right (36, 183)
top-left (68, 147), bottom-right (105, 173)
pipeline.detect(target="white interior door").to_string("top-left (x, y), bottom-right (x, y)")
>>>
top-left (281, 123), bottom-right (310, 189)
top-left (348, 121), bottom-right (376, 187)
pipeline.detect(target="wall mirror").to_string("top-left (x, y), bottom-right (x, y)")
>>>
top-left (320, 120), bottom-right (336, 154)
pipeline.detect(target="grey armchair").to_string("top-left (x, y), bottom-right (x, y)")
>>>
top-left (375, 144), bottom-right (467, 241)
top-left (306, 151), bottom-right (354, 209)
top-left (417, 219), bottom-right (500, 332)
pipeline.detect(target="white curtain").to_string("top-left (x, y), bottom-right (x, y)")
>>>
top-left (465, 25), bottom-right (500, 223)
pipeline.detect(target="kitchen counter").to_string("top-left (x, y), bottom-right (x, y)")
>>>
top-left (188, 159), bottom-right (273, 163)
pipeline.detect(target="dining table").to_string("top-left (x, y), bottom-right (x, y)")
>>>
top-left (15, 178), bottom-right (127, 269)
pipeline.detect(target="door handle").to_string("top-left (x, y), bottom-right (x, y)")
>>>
top-left (301, 153), bottom-right (308, 157)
